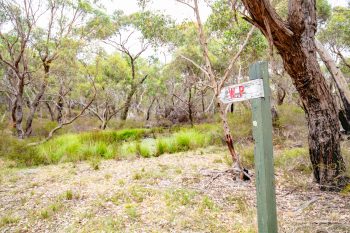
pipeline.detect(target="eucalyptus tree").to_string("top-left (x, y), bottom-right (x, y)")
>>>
top-left (319, 6), bottom-right (350, 69)
top-left (0, 0), bottom-right (38, 138)
top-left (0, 0), bottom-right (98, 138)
top-left (99, 11), bottom-right (176, 120)
top-left (24, 0), bottom-right (91, 136)
top-left (175, 0), bottom-right (257, 178)
top-left (240, 0), bottom-right (347, 189)
top-left (85, 52), bottom-right (130, 129)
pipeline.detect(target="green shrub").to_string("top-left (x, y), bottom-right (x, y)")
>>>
top-left (0, 133), bottom-right (47, 167)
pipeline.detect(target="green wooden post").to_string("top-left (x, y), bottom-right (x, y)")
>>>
top-left (249, 61), bottom-right (278, 233)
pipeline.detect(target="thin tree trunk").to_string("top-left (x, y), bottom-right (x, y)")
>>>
top-left (25, 81), bottom-right (46, 137)
top-left (188, 87), bottom-right (193, 127)
top-left (100, 120), bottom-right (107, 130)
top-left (217, 100), bottom-right (242, 171)
top-left (45, 102), bottom-right (55, 121)
top-left (316, 40), bottom-right (350, 132)
top-left (201, 90), bottom-right (205, 114)
top-left (56, 85), bottom-right (64, 124)
top-left (24, 65), bottom-right (49, 137)
top-left (120, 86), bottom-right (136, 121)
top-left (11, 98), bottom-right (17, 129)
top-left (276, 85), bottom-right (286, 105)
top-left (15, 78), bottom-right (25, 139)
top-left (146, 97), bottom-right (156, 121)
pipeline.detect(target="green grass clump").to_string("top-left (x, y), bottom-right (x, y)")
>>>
top-left (155, 139), bottom-right (167, 156)
top-left (65, 190), bottom-right (74, 200)
top-left (200, 196), bottom-right (218, 211)
top-left (0, 215), bottom-right (19, 227)
top-left (175, 132), bottom-right (191, 151)
top-left (155, 130), bottom-right (211, 156)
top-left (275, 147), bottom-right (311, 172)
top-left (165, 189), bottom-right (196, 206)
top-left (80, 128), bottom-right (148, 144)
top-left (124, 203), bottom-right (139, 220)
top-left (135, 140), bottom-right (155, 158)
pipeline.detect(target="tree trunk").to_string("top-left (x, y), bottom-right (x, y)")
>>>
top-left (56, 85), bottom-right (64, 124)
top-left (146, 98), bottom-right (156, 121)
top-left (315, 40), bottom-right (350, 132)
top-left (11, 98), bottom-right (17, 129)
top-left (188, 87), bottom-right (193, 127)
top-left (120, 85), bottom-right (136, 121)
top-left (241, 0), bottom-right (347, 189)
top-left (24, 65), bottom-right (49, 137)
top-left (15, 78), bottom-right (25, 138)
top-left (100, 120), bottom-right (107, 130)
top-left (201, 90), bottom-right (205, 114)
top-left (276, 85), bottom-right (286, 105)
top-left (217, 100), bottom-right (248, 179)
top-left (45, 102), bottom-right (55, 121)
top-left (25, 81), bottom-right (47, 137)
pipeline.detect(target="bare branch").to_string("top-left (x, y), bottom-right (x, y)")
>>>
top-left (219, 26), bottom-right (255, 89)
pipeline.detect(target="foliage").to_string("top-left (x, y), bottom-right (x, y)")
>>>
top-left (318, 6), bottom-right (350, 49)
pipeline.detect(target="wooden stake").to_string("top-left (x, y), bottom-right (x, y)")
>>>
top-left (249, 61), bottom-right (278, 233)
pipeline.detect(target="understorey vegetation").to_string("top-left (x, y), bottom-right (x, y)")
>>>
top-left (0, 0), bottom-right (350, 231)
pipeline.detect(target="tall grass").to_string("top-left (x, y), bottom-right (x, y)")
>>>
top-left (1, 127), bottom-right (219, 167)
top-left (0, 110), bottom-right (253, 168)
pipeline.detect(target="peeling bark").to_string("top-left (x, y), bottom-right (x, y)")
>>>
top-left (241, 0), bottom-right (347, 189)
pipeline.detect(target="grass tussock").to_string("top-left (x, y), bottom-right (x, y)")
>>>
top-left (0, 126), bottom-right (220, 168)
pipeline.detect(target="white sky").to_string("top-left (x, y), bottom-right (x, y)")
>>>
top-left (99, 0), bottom-right (349, 61)
top-left (102, 0), bottom-right (211, 22)
top-left (103, 0), bottom-right (349, 22)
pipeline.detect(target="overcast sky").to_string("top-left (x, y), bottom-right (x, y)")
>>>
top-left (103, 0), bottom-right (349, 22)
top-left (98, 0), bottom-right (349, 60)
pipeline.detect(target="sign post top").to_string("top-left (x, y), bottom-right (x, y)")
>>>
top-left (219, 79), bottom-right (264, 104)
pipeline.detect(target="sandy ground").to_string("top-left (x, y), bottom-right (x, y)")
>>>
top-left (1, 147), bottom-right (349, 233)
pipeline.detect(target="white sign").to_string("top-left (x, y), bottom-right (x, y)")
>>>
top-left (219, 79), bottom-right (264, 104)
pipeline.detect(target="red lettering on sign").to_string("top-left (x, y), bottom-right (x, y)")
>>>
top-left (239, 86), bottom-right (245, 97)
top-left (228, 86), bottom-right (245, 99)
top-left (229, 88), bottom-right (235, 98)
